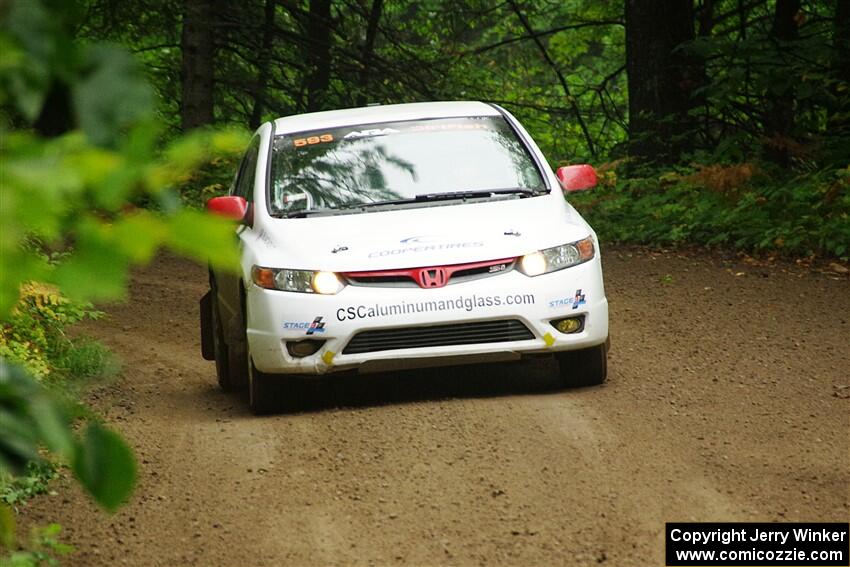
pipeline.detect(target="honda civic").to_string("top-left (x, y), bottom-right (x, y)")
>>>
top-left (200, 101), bottom-right (609, 413)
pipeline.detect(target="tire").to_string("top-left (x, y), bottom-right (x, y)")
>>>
top-left (200, 292), bottom-right (215, 361)
top-left (211, 293), bottom-right (233, 391)
top-left (211, 291), bottom-right (248, 392)
top-left (555, 343), bottom-right (608, 388)
top-left (248, 357), bottom-right (277, 415)
top-left (247, 353), bottom-right (305, 415)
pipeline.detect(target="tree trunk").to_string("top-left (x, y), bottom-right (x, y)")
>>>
top-left (180, 0), bottom-right (215, 130)
top-left (250, 0), bottom-right (277, 128)
top-left (738, 0), bottom-right (752, 110)
top-left (762, 0), bottom-right (800, 166)
top-left (694, 0), bottom-right (713, 145)
top-left (305, 0), bottom-right (332, 112)
top-left (836, 0), bottom-right (850, 84)
top-left (625, 0), bottom-right (698, 163)
top-left (829, 0), bottom-right (850, 136)
top-left (697, 0), bottom-right (714, 36)
top-left (356, 0), bottom-right (383, 106)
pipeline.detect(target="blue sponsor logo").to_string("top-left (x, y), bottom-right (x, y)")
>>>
top-left (549, 289), bottom-right (587, 310)
top-left (572, 289), bottom-right (586, 309)
top-left (307, 316), bottom-right (326, 335)
top-left (283, 316), bottom-right (326, 334)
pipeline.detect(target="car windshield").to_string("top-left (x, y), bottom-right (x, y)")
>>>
top-left (268, 116), bottom-right (547, 216)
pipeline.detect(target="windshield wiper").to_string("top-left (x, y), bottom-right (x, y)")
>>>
top-left (284, 207), bottom-right (337, 218)
top-left (282, 187), bottom-right (544, 217)
top-left (413, 187), bottom-right (542, 202)
top-left (337, 188), bottom-right (540, 209)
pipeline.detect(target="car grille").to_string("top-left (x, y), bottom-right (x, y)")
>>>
top-left (342, 319), bottom-right (535, 355)
top-left (343, 259), bottom-right (515, 288)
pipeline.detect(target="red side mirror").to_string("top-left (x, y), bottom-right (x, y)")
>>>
top-left (207, 196), bottom-right (250, 223)
top-left (556, 165), bottom-right (597, 192)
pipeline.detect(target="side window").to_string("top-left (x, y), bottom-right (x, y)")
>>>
top-left (233, 136), bottom-right (261, 200)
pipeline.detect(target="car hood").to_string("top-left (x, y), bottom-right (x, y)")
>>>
top-left (249, 195), bottom-right (592, 272)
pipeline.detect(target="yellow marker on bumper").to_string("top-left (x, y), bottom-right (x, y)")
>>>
top-left (543, 332), bottom-right (556, 347)
top-left (322, 350), bottom-right (336, 365)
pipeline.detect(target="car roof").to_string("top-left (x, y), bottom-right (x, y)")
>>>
top-left (271, 101), bottom-right (500, 136)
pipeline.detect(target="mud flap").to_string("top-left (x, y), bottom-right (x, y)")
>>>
top-left (200, 290), bottom-right (215, 360)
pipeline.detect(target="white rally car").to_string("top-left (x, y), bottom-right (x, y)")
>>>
top-left (200, 101), bottom-right (609, 413)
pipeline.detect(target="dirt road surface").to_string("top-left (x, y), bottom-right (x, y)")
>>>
top-left (22, 247), bottom-right (849, 566)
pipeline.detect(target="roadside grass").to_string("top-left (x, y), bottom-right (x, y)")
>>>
top-left (2, 292), bottom-right (120, 565)
top-left (43, 337), bottom-right (121, 410)
top-left (570, 163), bottom-right (850, 260)
top-left (53, 338), bottom-right (118, 383)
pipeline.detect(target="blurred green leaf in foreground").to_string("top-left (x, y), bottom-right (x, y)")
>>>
top-left (0, 362), bottom-right (135, 515)
top-left (1, 0), bottom-right (247, 317)
top-left (0, 0), bottom-right (248, 550)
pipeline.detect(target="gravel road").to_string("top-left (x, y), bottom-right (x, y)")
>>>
top-left (23, 247), bottom-right (849, 566)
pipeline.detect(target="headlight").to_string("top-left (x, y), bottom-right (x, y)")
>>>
top-left (312, 271), bottom-right (343, 294)
top-left (519, 252), bottom-right (547, 276)
top-left (252, 266), bottom-right (344, 294)
top-left (518, 236), bottom-right (595, 276)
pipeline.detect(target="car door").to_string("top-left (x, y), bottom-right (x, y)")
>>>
top-left (215, 134), bottom-right (261, 334)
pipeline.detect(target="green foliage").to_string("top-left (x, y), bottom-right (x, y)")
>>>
top-left (51, 339), bottom-right (117, 384)
top-left (682, 1), bottom-right (850, 167)
top-left (0, 524), bottom-right (73, 567)
top-left (573, 163), bottom-right (850, 258)
top-left (0, 0), bottom-right (248, 553)
top-left (0, 285), bottom-right (104, 380)
top-left (0, 126), bottom-right (247, 316)
top-left (0, 363), bottom-right (130, 565)
top-left (1, 363), bottom-right (74, 472)
top-left (0, 463), bottom-right (58, 508)
top-left (1, 0), bottom-right (246, 319)
top-left (2, 0), bottom-right (153, 147)
top-left (71, 424), bottom-right (135, 513)
top-left (0, 360), bottom-right (137, 524)
top-left (72, 0), bottom-right (848, 259)
top-left (175, 152), bottom-right (241, 209)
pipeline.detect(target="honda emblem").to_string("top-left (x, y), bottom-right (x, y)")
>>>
top-left (417, 267), bottom-right (449, 288)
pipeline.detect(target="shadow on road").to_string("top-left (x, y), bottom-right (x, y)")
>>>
top-left (199, 356), bottom-right (568, 416)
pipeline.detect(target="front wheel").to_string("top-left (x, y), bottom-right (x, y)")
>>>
top-left (248, 358), bottom-right (277, 415)
top-left (211, 293), bottom-right (237, 391)
top-left (210, 284), bottom-right (248, 392)
top-left (247, 357), bottom-right (304, 415)
top-left (555, 343), bottom-right (608, 388)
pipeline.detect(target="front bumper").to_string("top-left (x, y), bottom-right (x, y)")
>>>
top-left (246, 258), bottom-right (608, 375)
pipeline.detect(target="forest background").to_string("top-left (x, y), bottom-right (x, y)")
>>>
top-left (98, 0), bottom-right (850, 255)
